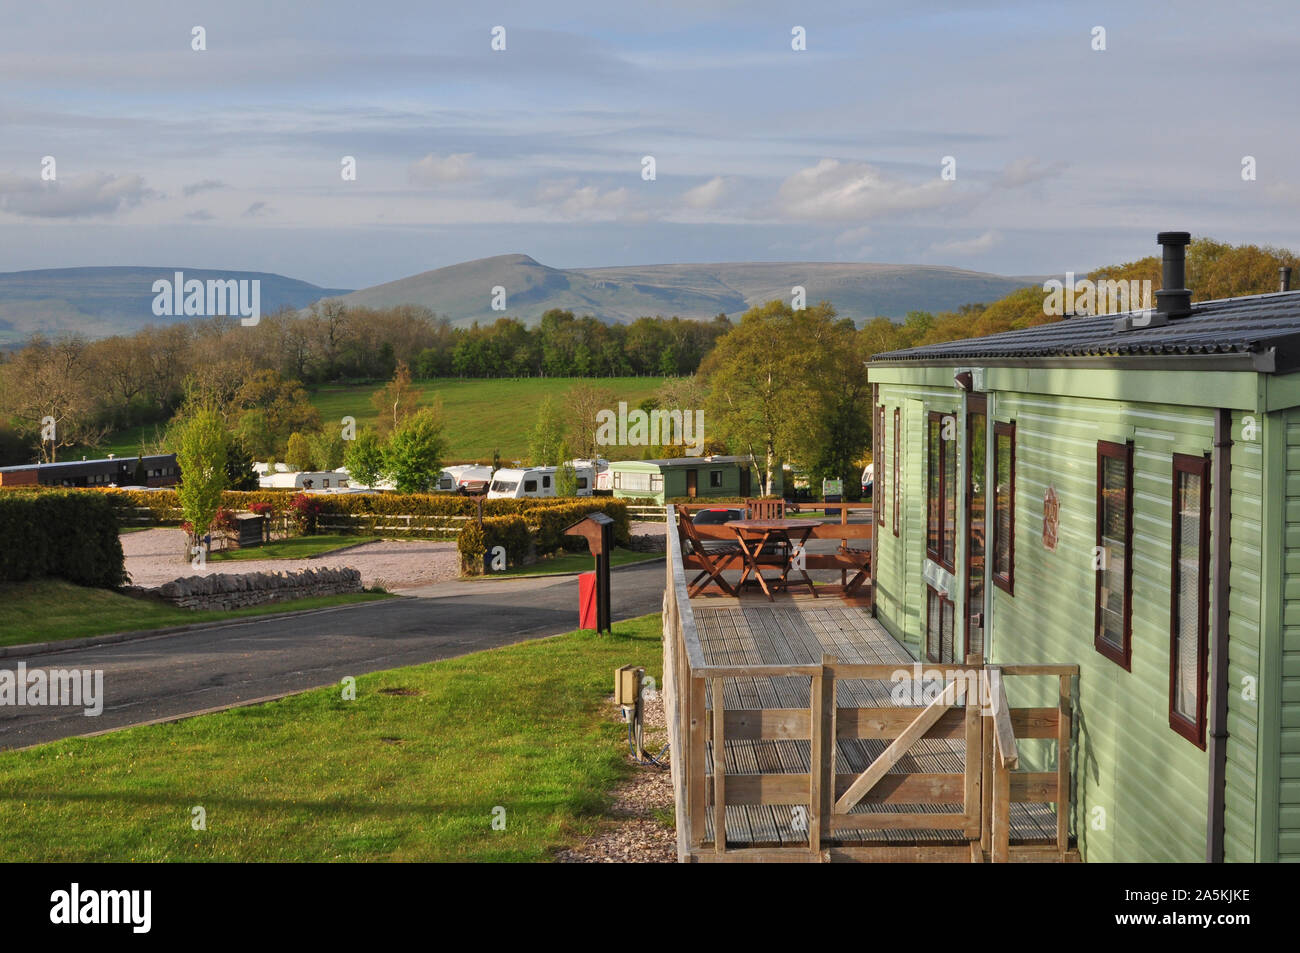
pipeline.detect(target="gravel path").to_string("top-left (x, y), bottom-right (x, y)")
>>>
top-left (555, 694), bottom-right (676, 863)
top-left (121, 528), bottom-right (459, 591)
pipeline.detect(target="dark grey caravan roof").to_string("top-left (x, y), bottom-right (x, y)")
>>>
top-left (869, 290), bottom-right (1300, 373)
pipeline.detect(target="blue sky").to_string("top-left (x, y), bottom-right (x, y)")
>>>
top-left (1, 0), bottom-right (1297, 288)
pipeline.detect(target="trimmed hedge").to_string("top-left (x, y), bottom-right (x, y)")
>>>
top-left (458, 516), bottom-right (531, 573)
top-left (458, 499), bottom-right (632, 575)
top-left (0, 491), bottom-right (126, 588)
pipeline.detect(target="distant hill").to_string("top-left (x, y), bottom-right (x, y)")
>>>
top-left (0, 267), bottom-right (352, 345)
top-left (0, 256), bottom-right (1044, 344)
top-left (325, 254), bottom-right (1041, 326)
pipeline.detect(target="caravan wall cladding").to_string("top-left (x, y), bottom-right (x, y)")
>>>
top-left (869, 370), bottom-right (1276, 864)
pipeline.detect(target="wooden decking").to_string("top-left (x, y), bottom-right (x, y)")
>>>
top-left (692, 597), bottom-right (1062, 851)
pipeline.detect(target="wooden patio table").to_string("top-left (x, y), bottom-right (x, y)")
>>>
top-left (727, 518), bottom-right (818, 602)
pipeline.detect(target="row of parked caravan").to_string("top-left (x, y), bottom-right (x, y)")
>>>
top-left (444, 459), bottom-right (610, 499)
top-left (255, 458), bottom-right (612, 497)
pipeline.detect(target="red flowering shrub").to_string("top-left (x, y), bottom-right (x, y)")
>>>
top-left (288, 493), bottom-right (322, 535)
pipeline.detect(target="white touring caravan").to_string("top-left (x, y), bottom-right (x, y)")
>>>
top-left (487, 463), bottom-right (595, 499)
top-left (258, 464), bottom-right (352, 491)
top-left (437, 464), bottom-right (494, 494)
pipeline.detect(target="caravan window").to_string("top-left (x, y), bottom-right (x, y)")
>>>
top-left (1170, 453), bottom-right (1210, 747)
top-left (490, 480), bottom-right (517, 493)
top-left (576, 478), bottom-right (588, 489)
top-left (542, 475), bottom-right (551, 489)
top-left (992, 422), bottom-right (1016, 594)
top-left (1095, 441), bottom-right (1134, 669)
top-left (892, 408), bottom-right (901, 537)
top-left (927, 412), bottom-right (957, 572)
top-left (709, 470), bottom-right (722, 488)
top-left (524, 479), bottom-right (537, 492)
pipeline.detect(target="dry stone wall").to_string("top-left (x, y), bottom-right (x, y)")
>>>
top-left (145, 567), bottom-right (363, 610)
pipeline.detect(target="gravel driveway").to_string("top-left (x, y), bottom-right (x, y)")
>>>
top-left (122, 521), bottom-right (666, 593)
top-left (121, 528), bottom-right (459, 591)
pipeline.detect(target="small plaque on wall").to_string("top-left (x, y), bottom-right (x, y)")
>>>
top-left (1042, 484), bottom-right (1060, 552)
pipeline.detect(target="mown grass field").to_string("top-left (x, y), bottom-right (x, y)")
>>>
top-left (312, 377), bottom-right (667, 462)
top-left (209, 534), bottom-right (378, 562)
top-left (97, 376), bottom-right (667, 461)
top-left (0, 614), bottom-right (665, 861)
top-left (0, 579), bottom-right (391, 647)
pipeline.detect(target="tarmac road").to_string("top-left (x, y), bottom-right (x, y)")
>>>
top-left (0, 559), bottom-right (667, 750)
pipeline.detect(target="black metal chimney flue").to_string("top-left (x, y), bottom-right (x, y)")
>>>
top-left (1156, 231), bottom-right (1192, 318)
top-left (1281, 266), bottom-right (1292, 293)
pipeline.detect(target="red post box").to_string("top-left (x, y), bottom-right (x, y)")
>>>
top-left (578, 571), bottom-right (598, 630)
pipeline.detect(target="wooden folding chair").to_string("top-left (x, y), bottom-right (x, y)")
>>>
top-left (839, 542), bottom-right (871, 596)
top-left (676, 506), bottom-right (739, 597)
top-left (744, 498), bottom-right (786, 520)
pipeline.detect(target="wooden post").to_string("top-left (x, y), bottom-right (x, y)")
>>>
top-left (1057, 673), bottom-right (1072, 859)
top-left (993, 751), bottom-right (1010, 863)
top-left (808, 668), bottom-right (824, 855)
top-left (712, 677), bottom-right (726, 855)
top-left (689, 676), bottom-right (707, 849)
top-left (808, 655), bottom-right (836, 858)
top-left (963, 655), bottom-right (983, 844)
top-left (980, 669), bottom-right (993, 857)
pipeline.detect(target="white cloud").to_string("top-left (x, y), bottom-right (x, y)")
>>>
top-left (775, 159), bottom-right (956, 221)
top-left (409, 153), bottom-right (478, 185)
top-left (928, 230), bottom-right (1000, 256)
top-left (995, 157), bottom-right (1067, 189)
top-left (681, 176), bottom-right (730, 209)
top-left (532, 179), bottom-right (630, 219)
top-left (182, 179), bottom-right (227, 197)
top-left (834, 225), bottom-right (872, 246)
top-left (0, 171), bottom-right (156, 219)
top-left (243, 201), bottom-right (271, 217)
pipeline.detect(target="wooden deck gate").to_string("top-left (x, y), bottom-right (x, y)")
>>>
top-left (690, 656), bottom-right (1077, 863)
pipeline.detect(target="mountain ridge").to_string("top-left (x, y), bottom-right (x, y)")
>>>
top-left (325, 254), bottom-right (1040, 326)
top-left (0, 255), bottom-right (1044, 343)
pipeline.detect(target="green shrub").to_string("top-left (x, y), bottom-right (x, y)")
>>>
top-left (458, 515), bottom-right (531, 574)
top-left (0, 492), bottom-right (125, 588)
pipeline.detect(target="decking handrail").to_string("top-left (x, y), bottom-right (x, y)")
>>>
top-left (666, 504), bottom-right (707, 672)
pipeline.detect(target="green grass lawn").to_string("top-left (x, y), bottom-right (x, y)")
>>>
top-left (0, 613), bottom-right (665, 861)
top-left (209, 534), bottom-right (378, 562)
top-left (99, 422), bottom-right (169, 460)
top-left (312, 377), bottom-right (668, 462)
top-left (486, 548), bottom-right (663, 578)
top-left (0, 579), bottom-right (391, 648)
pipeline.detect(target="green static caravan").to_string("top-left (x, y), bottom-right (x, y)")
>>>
top-left (605, 455), bottom-right (781, 504)
top-left (868, 233), bottom-right (1300, 863)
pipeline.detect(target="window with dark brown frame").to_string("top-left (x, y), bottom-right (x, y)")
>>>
top-left (892, 407), bottom-right (901, 537)
top-left (927, 411), bottom-right (957, 572)
top-left (925, 585), bottom-right (955, 663)
top-left (992, 421), bottom-right (1015, 594)
top-left (1170, 453), bottom-right (1210, 747)
top-left (1095, 440), bottom-right (1134, 670)
top-left (876, 404), bottom-right (886, 527)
